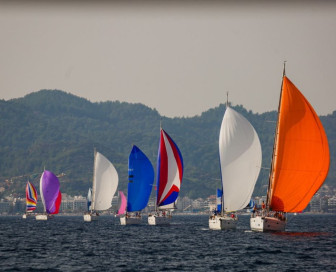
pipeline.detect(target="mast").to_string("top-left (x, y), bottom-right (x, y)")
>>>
top-left (91, 148), bottom-right (97, 212)
top-left (155, 121), bottom-right (161, 213)
top-left (221, 91), bottom-right (229, 216)
top-left (266, 62), bottom-right (286, 209)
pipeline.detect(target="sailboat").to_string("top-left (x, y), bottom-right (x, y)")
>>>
top-left (209, 103), bottom-right (262, 230)
top-left (83, 150), bottom-right (119, 222)
top-left (250, 65), bottom-right (330, 232)
top-left (36, 170), bottom-right (62, 221)
top-left (22, 181), bottom-right (38, 219)
top-left (148, 128), bottom-right (184, 225)
top-left (120, 145), bottom-right (154, 225)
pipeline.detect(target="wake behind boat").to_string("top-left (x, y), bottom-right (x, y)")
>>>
top-left (120, 145), bottom-right (154, 225)
top-left (250, 64), bottom-right (330, 232)
top-left (148, 128), bottom-right (183, 225)
top-left (209, 103), bottom-right (262, 230)
top-left (84, 150), bottom-right (119, 222)
top-left (36, 170), bottom-right (62, 221)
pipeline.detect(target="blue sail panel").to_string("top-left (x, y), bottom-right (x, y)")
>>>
top-left (127, 145), bottom-right (154, 212)
top-left (217, 189), bottom-right (222, 212)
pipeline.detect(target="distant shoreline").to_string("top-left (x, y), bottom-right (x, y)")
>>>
top-left (2, 212), bottom-right (336, 217)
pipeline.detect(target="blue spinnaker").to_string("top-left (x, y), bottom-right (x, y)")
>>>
top-left (127, 145), bottom-right (154, 212)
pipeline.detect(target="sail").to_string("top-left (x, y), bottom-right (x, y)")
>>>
top-left (25, 181), bottom-right (38, 212)
top-left (158, 202), bottom-right (176, 210)
top-left (268, 76), bottom-right (330, 212)
top-left (40, 170), bottom-right (62, 215)
top-left (87, 188), bottom-right (92, 212)
top-left (216, 189), bottom-right (222, 213)
top-left (247, 199), bottom-right (255, 212)
top-left (219, 107), bottom-right (262, 212)
top-left (92, 152), bottom-right (119, 211)
top-left (156, 129), bottom-right (184, 207)
top-left (127, 145), bottom-right (154, 212)
top-left (117, 191), bottom-right (127, 215)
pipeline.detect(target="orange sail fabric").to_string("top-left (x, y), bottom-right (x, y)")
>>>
top-left (269, 76), bottom-right (329, 212)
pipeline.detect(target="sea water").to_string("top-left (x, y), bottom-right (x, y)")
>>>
top-left (0, 214), bottom-right (335, 271)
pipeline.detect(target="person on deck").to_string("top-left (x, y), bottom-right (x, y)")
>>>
top-left (261, 201), bottom-right (266, 216)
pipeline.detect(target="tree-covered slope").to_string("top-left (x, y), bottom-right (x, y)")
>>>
top-left (0, 90), bottom-right (334, 199)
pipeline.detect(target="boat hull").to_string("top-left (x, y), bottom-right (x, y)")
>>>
top-left (35, 214), bottom-right (49, 221)
top-left (120, 215), bottom-right (142, 225)
top-left (250, 215), bottom-right (286, 232)
top-left (22, 213), bottom-right (35, 219)
top-left (148, 214), bottom-right (171, 225)
top-left (209, 215), bottom-right (237, 230)
top-left (83, 213), bottom-right (98, 222)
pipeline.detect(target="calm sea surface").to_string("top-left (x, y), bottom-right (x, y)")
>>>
top-left (0, 214), bottom-right (335, 271)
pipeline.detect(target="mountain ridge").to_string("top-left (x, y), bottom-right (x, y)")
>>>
top-left (0, 89), bottom-right (335, 199)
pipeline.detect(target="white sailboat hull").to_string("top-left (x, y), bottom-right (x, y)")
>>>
top-left (120, 215), bottom-right (142, 225)
top-left (83, 213), bottom-right (98, 222)
top-left (250, 215), bottom-right (286, 232)
top-left (35, 214), bottom-right (49, 221)
top-left (22, 213), bottom-right (35, 219)
top-left (209, 215), bottom-right (237, 230)
top-left (148, 214), bottom-right (171, 225)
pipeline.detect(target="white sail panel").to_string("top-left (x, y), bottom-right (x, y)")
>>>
top-left (219, 107), bottom-right (262, 212)
top-left (93, 152), bottom-right (119, 211)
top-left (39, 172), bottom-right (46, 212)
top-left (158, 202), bottom-right (176, 210)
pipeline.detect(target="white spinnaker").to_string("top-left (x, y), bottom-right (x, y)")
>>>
top-left (158, 202), bottom-right (176, 210)
top-left (87, 188), bottom-right (92, 202)
top-left (158, 131), bottom-right (180, 204)
top-left (93, 152), bottom-right (119, 211)
top-left (219, 107), bottom-right (262, 212)
top-left (39, 172), bottom-right (46, 212)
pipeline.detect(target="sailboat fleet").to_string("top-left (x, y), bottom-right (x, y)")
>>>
top-left (17, 64), bottom-right (330, 232)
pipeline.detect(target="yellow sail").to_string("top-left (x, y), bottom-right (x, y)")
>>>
top-left (268, 76), bottom-right (329, 212)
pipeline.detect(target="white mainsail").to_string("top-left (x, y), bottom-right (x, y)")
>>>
top-left (92, 152), bottom-right (119, 211)
top-left (219, 107), bottom-right (262, 212)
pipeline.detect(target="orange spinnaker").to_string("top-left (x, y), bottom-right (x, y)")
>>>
top-left (269, 76), bottom-right (329, 212)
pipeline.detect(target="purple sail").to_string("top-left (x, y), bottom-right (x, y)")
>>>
top-left (40, 170), bottom-right (62, 214)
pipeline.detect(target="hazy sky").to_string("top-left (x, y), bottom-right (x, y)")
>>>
top-left (1, 1), bottom-right (336, 117)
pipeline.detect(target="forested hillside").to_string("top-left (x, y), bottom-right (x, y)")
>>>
top-left (0, 90), bottom-right (335, 199)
